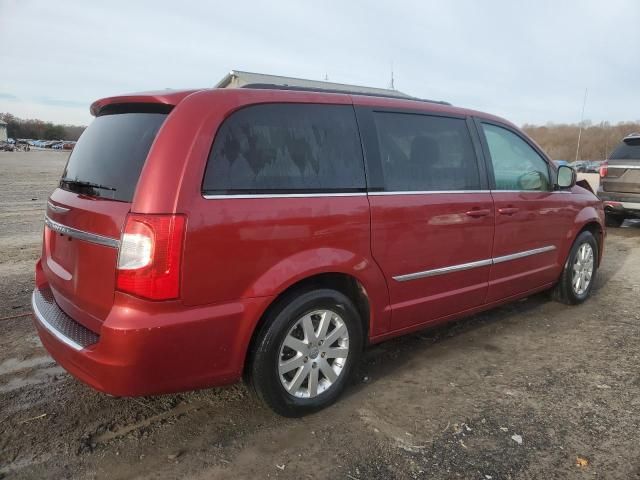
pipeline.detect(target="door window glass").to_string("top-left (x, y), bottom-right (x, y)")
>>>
top-left (481, 123), bottom-right (551, 191)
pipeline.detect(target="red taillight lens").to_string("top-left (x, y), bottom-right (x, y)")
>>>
top-left (600, 161), bottom-right (608, 178)
top-left (116, 214), bottom-right (186, 300)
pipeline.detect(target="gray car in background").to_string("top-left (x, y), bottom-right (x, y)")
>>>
top-left (600, 133), bottom-right (640, 226)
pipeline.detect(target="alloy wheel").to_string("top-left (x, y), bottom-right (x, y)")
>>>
top-left (572, 242), bottom-right (594, 296)
top-left (278, 309), bottom-right (349, 399)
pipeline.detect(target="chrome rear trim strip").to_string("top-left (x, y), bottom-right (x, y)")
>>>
top-left (393, 259), bottom-right (493, 282)
top-left (44, 215), bottom-right (120, 249)
top-left (492, 245), bottom-right (556, 264)
top-left (607, 164), bottom-right (640, 170)
top-left (32, 291), bottom-right (83, 351)
top-left (47, 201), bottom-right (70, 213)
top-left (393, 245), bottom-right (557, 282)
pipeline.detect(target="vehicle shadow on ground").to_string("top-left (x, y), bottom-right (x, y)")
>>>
top-left (346, 291), bottom-right (552, 397)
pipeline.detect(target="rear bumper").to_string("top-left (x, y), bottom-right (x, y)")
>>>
top-left (599, 191), bottom-right (640, 216)
top-left (32, 261), bottom-right (272, 397)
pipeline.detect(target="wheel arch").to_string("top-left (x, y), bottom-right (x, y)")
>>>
top-left (243, 272), bottom-right (372, 378)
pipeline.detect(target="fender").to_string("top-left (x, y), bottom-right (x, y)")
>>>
top-left (244, 247), bottom-right (391, 337)
top-left (560, 204), bottom-right (604, 266)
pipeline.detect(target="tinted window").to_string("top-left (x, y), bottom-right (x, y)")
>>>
top-left (373, 112), bottom-right (480, 191)
top-left (61, 112), bottom-right (167, 202)
top-left (610, 140), bottom-right (640, 160)
top-left (481, 123), bottom-right (551, 191)
top-left (203, 104), bottom-right (365, 194)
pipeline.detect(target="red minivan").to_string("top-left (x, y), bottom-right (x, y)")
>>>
top-left (33, 86), bottom-right (605, 416)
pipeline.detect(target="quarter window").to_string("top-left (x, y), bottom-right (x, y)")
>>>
top-left (372, 112), bottom-right (480, 191)
top-left (203, 104), bottom-right (365, 194)
top-left (481, 123), bottom-right (551, 191)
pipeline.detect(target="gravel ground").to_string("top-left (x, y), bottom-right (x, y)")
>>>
top-left (1, 151), bottom-right (639, 479)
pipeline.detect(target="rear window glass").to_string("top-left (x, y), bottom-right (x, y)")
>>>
top-left (610, 140), bottom-right (640, 161)
top-left (202, 104), bottom-right (365, 194)
top-left (60, 112), bottom-right (167, 202)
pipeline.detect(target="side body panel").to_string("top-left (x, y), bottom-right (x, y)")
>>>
top-left (134, 90), bottom-right (391, 338)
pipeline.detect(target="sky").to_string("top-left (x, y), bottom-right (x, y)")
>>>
top-left (0, 0), bottom-right (638, 127)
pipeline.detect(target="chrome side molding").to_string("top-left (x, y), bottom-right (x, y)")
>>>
top-left (44, 215), bottom-right (120, 249)
top-left (393, 245), bottom-right (557, 282)
top-left (393, 258), bottom-right (493, 282)
top-left (492, 245), bottom-right (556, 264)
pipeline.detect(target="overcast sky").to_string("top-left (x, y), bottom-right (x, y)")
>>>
top-left (0, 0), bottom-right (638, 126)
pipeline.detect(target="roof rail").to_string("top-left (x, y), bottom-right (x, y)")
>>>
top-left (239, 83), bottom-right (451, 106)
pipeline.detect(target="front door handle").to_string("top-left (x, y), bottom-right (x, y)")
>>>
top-left (498, 207), bottom-right (519, 215)
top-left (465, 208), bottom-right (491, 218)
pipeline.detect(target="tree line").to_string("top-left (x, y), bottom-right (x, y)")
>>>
top-left (523, 121), bottom-right (640, 161)
top-left (0, 113), bottom-right (86, 141)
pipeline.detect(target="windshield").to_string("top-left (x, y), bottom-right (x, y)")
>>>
top-left (60, 112), bottom-right (167, 202)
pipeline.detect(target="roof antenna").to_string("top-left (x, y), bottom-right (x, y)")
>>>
top-left (389, 61), bottom-right (395, 90)
top-left (575, 88), bottom-right (588, 162)
top-left (324, 72), bottom-right (329, 81)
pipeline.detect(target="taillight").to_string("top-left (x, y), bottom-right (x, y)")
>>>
top-left (600, 161), bottom-right (608, 178)
top-left (116, 214), bottom-right (186, 300)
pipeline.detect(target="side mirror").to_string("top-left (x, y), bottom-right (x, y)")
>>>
top-left (557, 165), bottom-right (576, 189)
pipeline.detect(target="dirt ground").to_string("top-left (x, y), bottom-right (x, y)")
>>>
top-left (1, 151), bottom-right (639, 480)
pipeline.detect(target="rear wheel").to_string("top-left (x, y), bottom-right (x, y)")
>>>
top-left (248, 288), bottom-right (363, 417)
top-left (605, 213), bottom-right (625, 227)
top-left (552, 231), bottom-right (598, 305)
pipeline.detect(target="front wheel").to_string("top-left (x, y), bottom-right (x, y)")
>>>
top-left (552, 231), bottom-right (598, 305)
top-left (248, 288), bottom-right (363, 417)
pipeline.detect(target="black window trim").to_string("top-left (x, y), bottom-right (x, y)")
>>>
top-left (472, 117), bottom-right (557, 192)
top-left (356, 106), bottom-right (489, 193)
top-left (201, 102), bottom-right (369, 197)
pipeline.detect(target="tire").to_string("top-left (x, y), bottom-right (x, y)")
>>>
top-left (552, 231), bottom-right (598, 305)
top-left (248, 288), bottom-right (363, 417)
top-left (605, 213), bottom-right (625, 227)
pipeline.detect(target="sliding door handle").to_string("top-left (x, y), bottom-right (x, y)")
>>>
top-left (465, 208), bottom-right (491, 218)
top-left (498, 207), bottom-right (519, 215)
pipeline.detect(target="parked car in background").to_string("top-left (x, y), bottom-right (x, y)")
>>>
top-left (0, 141), bottom-right (15, 152)
top-left (572, 161), bottom-right (589, 172)
top-left (553, 160), bottom-right (569, 168)
top-left (33, 87), bottom-right (605, 416)
top-left (586, 160), bottom-right (604, 173)
top-left (600, 133), bottom-right (640, 226)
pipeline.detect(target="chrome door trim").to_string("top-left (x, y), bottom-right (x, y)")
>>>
top-left (368, 190), bottom-right (489, 196)
top-left (392, 245), bottom-right (557, 282)
top-left (491, 245), bottom-right (556, 264)
top-left (47, 201), bottom-right (70, 213)
top-left (203, 192), bottom-right (367, 199)
top-left (44, 215), bottom-right (120, 249)
top-left (393, 258), bottom-right (493, 282)
top-left (31, 291), bottom-right (83, 351)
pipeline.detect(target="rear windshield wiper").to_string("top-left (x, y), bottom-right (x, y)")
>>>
top-left (60, 178), bottom-right (117, 191)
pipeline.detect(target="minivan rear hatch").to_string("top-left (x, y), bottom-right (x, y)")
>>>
top-left (603, 135), bottom-right (640, 194)
top-left (43, 105), bottom-right (170, 331)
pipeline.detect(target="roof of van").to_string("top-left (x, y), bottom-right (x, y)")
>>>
top-left (89, 87), bottom-right (513, 129)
